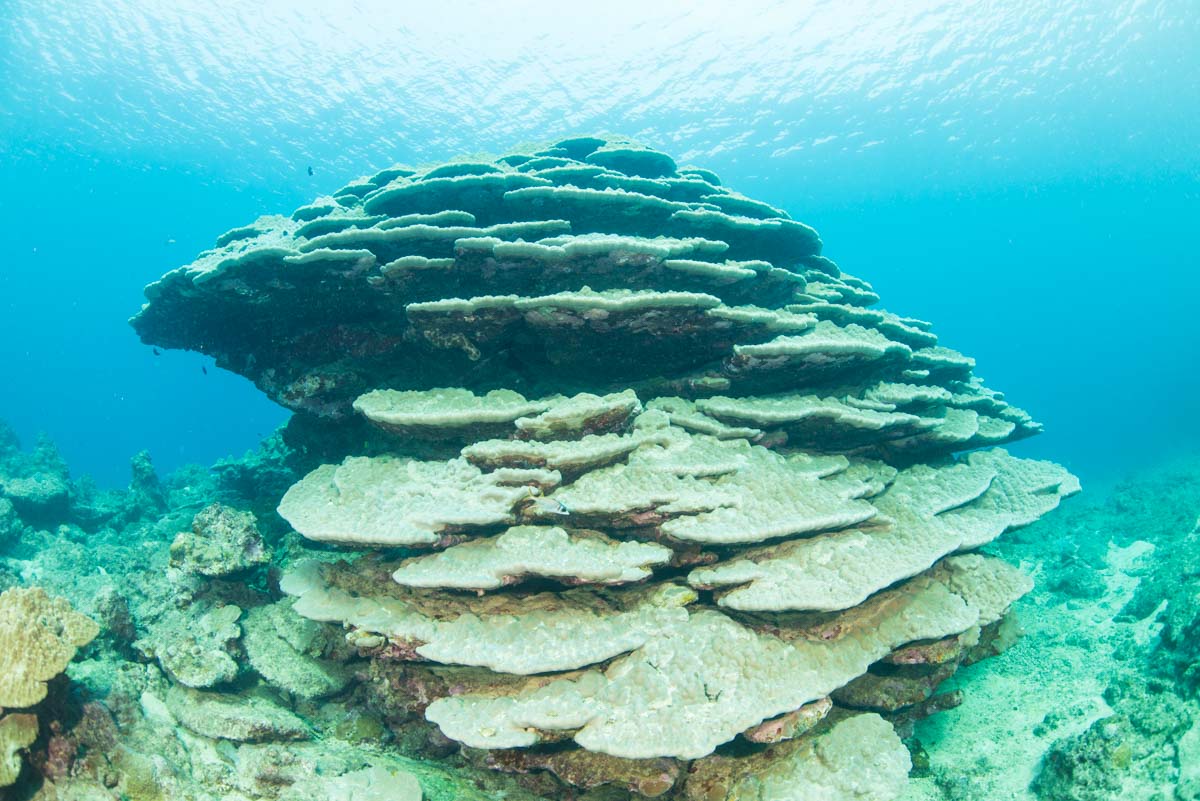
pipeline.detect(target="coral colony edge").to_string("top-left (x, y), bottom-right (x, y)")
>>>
top-left (2, 136), bottom-right (1090, 800)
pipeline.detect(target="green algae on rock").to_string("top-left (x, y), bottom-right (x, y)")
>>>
top-left (132, 136), bottom-right (1079, 801)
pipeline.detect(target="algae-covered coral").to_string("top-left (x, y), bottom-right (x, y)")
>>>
top-left (121, 136), bottom-right (1080, 800)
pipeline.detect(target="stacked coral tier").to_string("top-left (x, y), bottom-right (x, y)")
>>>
top-left (133, 137), bottom-right (1078, 800)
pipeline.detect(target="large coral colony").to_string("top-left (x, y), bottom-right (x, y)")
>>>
top-left (7, 136), bottom-right (1080, 799)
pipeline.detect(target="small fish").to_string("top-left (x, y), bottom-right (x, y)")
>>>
top-left (201, 365), bottom-right (208, 375)
top-left (530, 497), bottom-right (571, 516)
top-left (307, 165), bottom-right (314, 176)
top-left (152, 347), bottom-right (161, 356)
top-left (524, 485), bottom-right (570, 516)
top-left (165, 238), bottom-right (176, 245)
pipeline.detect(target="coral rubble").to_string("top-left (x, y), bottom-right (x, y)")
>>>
top-left (124, 136), bottom-right (1081, 800)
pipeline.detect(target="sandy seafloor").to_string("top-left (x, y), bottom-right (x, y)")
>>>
top-left (1, 419), bottom-right (1197, 801)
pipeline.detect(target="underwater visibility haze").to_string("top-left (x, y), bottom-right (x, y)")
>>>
top-left (0, 2), bottom-right (1197, 801)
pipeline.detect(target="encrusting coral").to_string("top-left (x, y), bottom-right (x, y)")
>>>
top-left (131, 136), bottom-right (1079, 800)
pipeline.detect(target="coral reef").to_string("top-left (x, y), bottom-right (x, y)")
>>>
top-left (25, 137), bottom-right (1196, 801)
top-left (2, 430), bottom-right (1191, 801)
top-left (0, 421), bottom-right (174, 541)
top-left (0, 432), bottom-right (513, 801)
top-left (125, 137), bottom-right (1077, 800)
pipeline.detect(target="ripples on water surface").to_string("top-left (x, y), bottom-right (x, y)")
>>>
top-left (0, 0), bottom-right (1196, 485)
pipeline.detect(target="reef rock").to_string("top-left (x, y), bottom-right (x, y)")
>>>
top-left (0, 430), bottom-right (71, 523)
top-left (281, 766), bottom-right (423, 801)
top-left (0, 498), bottom-right (22, 548)
top-left (136, 603), bottom-right (243, 688)
top-left (169, 502), bottom-right (271, 577)
top-left (134, 136), bottom-right (1079, 799)
top-left (242, 599), bottom-right (351, 699)
top-left (165, 685), bottom-right (310, 742)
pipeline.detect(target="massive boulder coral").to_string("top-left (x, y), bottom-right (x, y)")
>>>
top-left (133, 137), bottom-right (1078, 800)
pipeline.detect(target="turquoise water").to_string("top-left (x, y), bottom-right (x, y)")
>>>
top-left (2, 6), bottom-right (1199, 800)
top-left (0, 0), bottom-right (1196, 486)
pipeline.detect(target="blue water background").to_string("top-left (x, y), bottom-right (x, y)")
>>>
top-left (1, 0), bottom-right (1196, 488)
